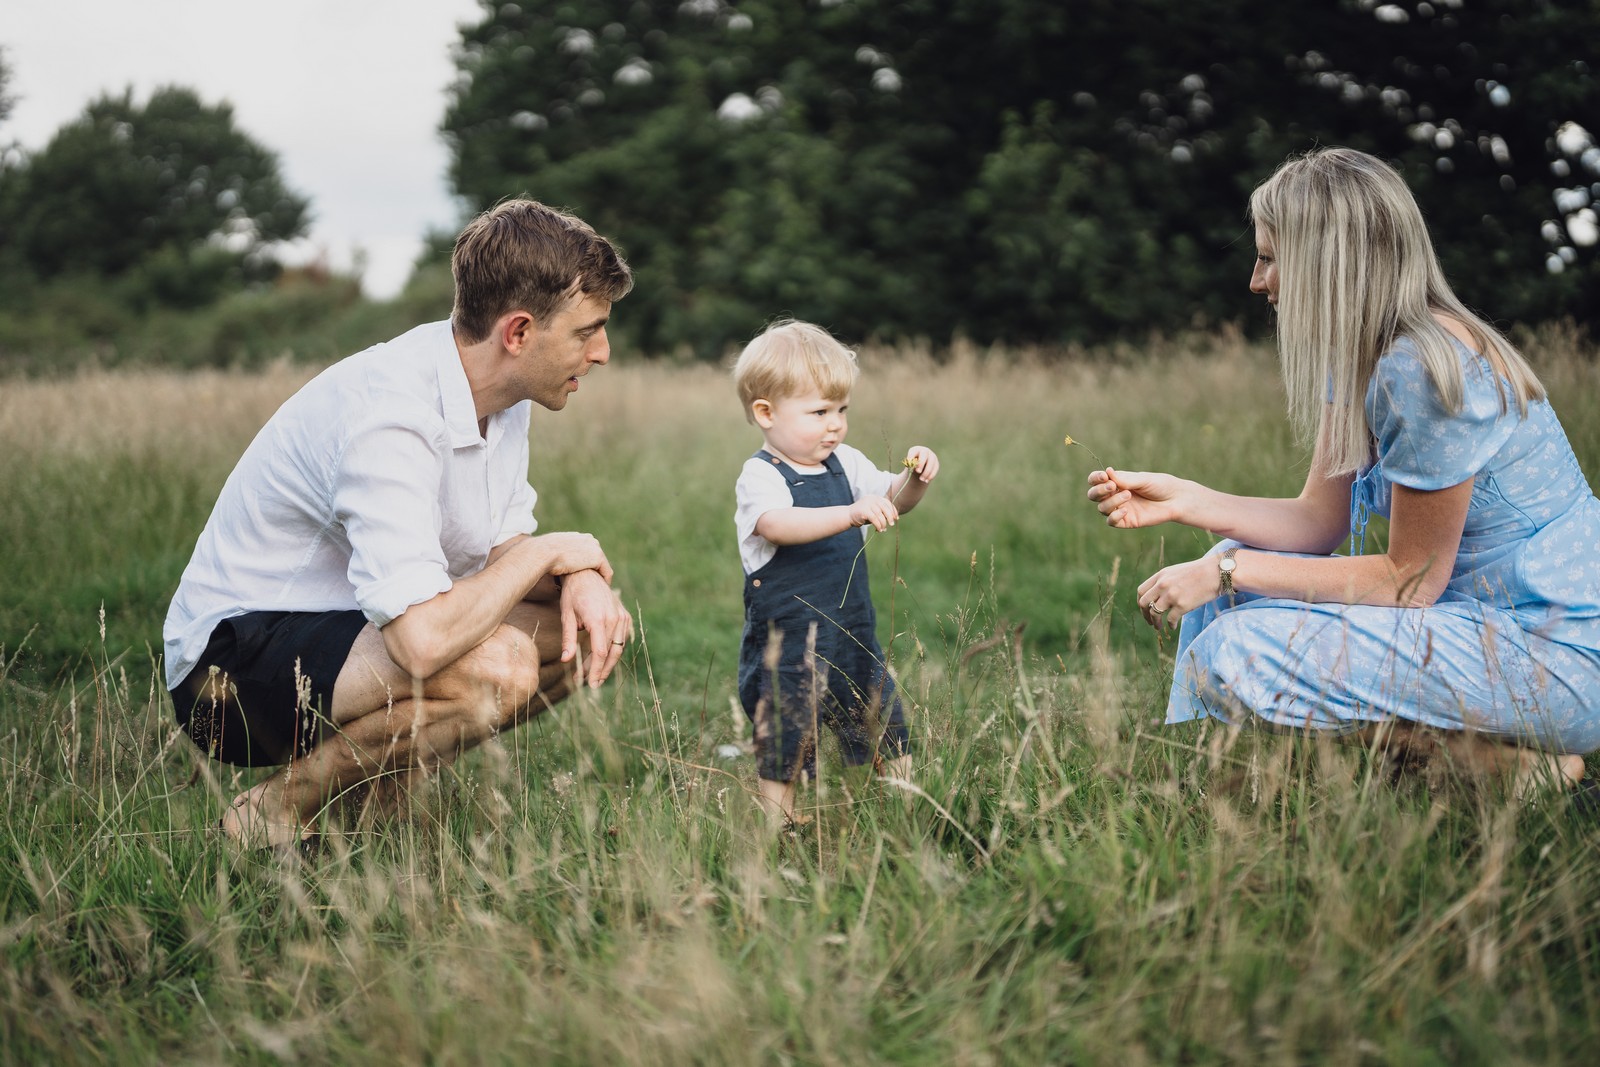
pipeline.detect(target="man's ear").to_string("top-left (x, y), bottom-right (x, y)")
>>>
top-left (498, 310), bottom-right (537, 353)
top-left (751, 398), bottom-right (775, 428)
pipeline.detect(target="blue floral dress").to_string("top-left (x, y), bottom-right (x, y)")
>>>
top-left (1166, 336), bottom-right (1600, 752)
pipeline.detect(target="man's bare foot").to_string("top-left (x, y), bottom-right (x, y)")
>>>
top-left (219, 781), bottom-right (312, 849)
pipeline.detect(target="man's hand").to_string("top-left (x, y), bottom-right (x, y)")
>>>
top-left (559, 569), bottom-right (633, 688)
top-left (534, 531), bottom-right (614, 583)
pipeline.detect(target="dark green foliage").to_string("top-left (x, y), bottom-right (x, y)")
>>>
top-left (0, 257), bottom-right (454, 377)
top-left (441, 0), bottom-right (1600, 357)
top-left (0, 85), bottom-right (322, 371)
top-left (0, 86), bottom-right (307, 292)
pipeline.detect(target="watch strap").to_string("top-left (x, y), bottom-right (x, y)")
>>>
top-left (1219, 546), bottom-right (1240, 600)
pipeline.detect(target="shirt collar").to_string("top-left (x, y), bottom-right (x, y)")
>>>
top-left (433, 321), bottom-right (484, 450)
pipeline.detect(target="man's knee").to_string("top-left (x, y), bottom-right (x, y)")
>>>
top-left (452, 623), bottom-right (559, 725)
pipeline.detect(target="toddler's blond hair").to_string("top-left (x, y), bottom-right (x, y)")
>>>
top-left (732, 320), bottom-right (859, 424)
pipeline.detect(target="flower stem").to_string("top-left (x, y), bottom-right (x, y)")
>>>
top-left (838, 460), bottom-right (916, 608)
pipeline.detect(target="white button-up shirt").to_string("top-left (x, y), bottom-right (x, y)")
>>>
top-left (163, 320), bottom-right (538, 689)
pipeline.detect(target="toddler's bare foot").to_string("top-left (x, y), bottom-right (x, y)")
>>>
top-left (755, 776), bottom-right (800, 830)
top-left (877, 754), bottom-right (913, 781)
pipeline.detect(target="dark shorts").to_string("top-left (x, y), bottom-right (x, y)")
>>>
top-left (169, 609), bottom-right (369, 767)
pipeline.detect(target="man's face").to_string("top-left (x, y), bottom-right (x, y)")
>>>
top-left (521, 291), bottom-right (613, 411)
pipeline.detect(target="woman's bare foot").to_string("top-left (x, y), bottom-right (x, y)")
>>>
top-left (1512, 751), bottom-right (1585, 802)
top-left (1357, 723), bottom-right (1585, 801)
top-left (219, 780), bottom-right (312, 849)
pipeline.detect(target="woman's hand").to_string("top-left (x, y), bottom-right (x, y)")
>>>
top-left (1135, 557), bottom-right (1220, 631)
top-left (1087, 467), bottom-right (1187, 529)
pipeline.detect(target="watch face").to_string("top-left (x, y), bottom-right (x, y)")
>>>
top-left (1219, 558), bottom-right (1236, 574)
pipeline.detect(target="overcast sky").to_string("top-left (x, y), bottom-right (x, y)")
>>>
top-left (2, 0), bottom-right (485, 298)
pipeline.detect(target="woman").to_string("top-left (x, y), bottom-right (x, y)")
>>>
top-left (1088, 147), bottom-right (1600, 793)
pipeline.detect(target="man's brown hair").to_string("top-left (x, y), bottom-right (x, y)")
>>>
top-left (451, 199), bottom-right (633, 343)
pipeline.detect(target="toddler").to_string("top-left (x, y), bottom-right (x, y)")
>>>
top-left (732, 320), bottom-right (939, 825)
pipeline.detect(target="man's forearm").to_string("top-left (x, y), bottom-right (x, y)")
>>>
top-left (382, 538), bottom-right (558, 678)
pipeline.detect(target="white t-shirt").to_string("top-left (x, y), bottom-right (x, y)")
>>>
top-left (162, 320), bottom-right (538, 689)
top-left (733, 442), bottom-right (896, 574)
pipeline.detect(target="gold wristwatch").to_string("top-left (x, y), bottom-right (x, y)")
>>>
top-left (1218, 547), bottom-right (1240, 604)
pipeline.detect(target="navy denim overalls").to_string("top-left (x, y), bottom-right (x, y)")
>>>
top-left (737, 449), bottom-right (909, 782)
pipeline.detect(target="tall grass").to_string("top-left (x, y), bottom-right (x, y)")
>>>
top-left (1, 327), bottom-right (1597, 1064)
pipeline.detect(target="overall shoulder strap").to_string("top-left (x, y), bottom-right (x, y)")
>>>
top-left (754, 448), bottom-right (802, 480)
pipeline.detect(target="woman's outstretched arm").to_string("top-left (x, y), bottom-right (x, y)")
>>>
top-left (1087, 464), bottom-right (1354, 555)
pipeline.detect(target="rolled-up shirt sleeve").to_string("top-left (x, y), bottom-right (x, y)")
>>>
top-left (335, 417), bottom-right (456, 627)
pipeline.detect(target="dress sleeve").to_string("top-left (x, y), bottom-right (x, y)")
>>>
top-left (1366, 339), bottom-right (1521, 491)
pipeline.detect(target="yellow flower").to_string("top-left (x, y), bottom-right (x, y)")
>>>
top-left (903, 457), bottom-right (917, 468)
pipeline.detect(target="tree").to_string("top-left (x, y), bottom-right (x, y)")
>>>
top-left (0, 46), bottom-right (14, 128)
top-left (0, 86), bottom-right (310, 309)
top-left (441, 0), bottom-right (1600, 355)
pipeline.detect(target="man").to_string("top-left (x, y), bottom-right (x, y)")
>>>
top-left (164, 200), bottom-right (634, 848)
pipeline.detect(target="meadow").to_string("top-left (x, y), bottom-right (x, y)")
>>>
top-left (2, 327), bottom-right (1598, 1064)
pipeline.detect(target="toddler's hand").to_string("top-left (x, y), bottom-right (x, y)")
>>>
top-left (850, 495), bottom-right (900, 532)
top-left (904, 446), bottom-right (940, 483)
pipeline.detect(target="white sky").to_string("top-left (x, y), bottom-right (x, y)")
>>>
top-left (2, 0), bottom-right (485, 298)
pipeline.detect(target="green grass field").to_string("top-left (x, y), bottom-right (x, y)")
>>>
top-left (2, 329), bottom-right (1599, 1064)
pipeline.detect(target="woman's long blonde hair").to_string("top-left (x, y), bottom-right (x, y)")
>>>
top-left (1249, 147), bottom-right (1544, 475)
